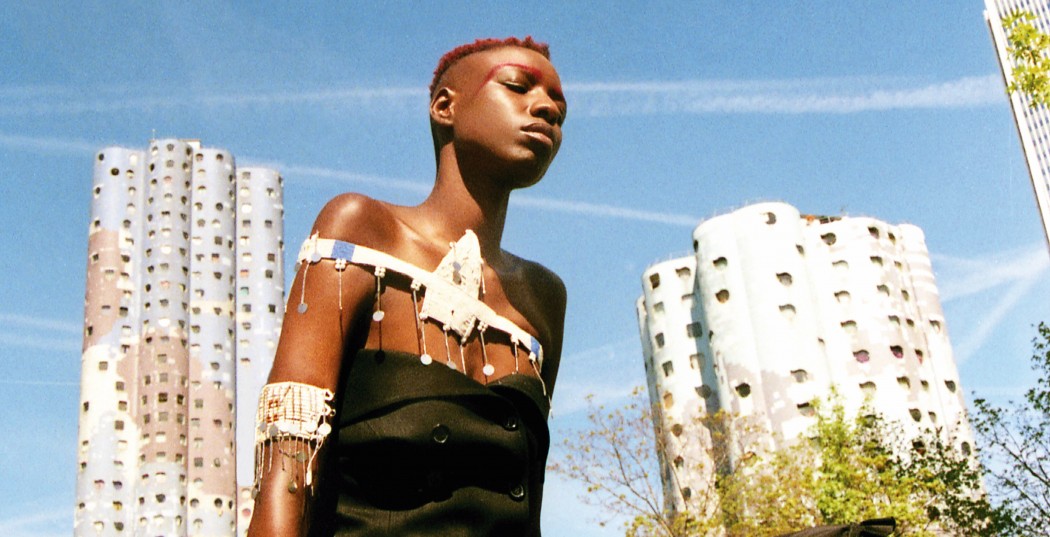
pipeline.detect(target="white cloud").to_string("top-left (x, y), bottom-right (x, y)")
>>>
top-left (0, 313), bottom-right (81, 334)
top-left (272, 164), bottom-right (432, 195)
top-left (0, 332), bottom-right (80, 352)
top-left (553, 338), bottom-right (647, 416)
top-left (951, 271), bottom-right (1043, 366)
top-left (933, 244), bottom-right (1049, 302)
top-left (0, 74), bottom-right (1003, 118)
top-left (0, 505), bottom-right (69, 537)
top-left (252, 162), bottom-right (700, 227)
top-left (931, 243), bottom-right (1049, 365)
top-left (0, 86), bottom-right (427, 117)
top-left (513, 195), bottom-right (697, 226)
top-left (0, 379), bottom-right (78, 386)
top-left (565, 75), bottom-right (1002, 115)
top-left (0, 313), bottom-right (81, 353)
top-left (0, 133), bottom-right (98, 155)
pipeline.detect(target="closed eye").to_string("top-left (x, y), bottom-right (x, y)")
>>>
top-left (503, 81), bottom-right (529, 94)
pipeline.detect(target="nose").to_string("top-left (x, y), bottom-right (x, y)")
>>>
top-left (529, 92), bottom-right (562, 125)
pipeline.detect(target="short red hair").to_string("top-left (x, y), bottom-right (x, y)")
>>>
top-left (430, 37), bottom-right (550, 96)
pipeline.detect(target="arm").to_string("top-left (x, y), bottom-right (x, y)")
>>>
top-left (526, 265), bottom-right (566, 537)
top-left (247, 195), bottom-right (383, 537)
top-left (532, 265), bottom-right (567, 398)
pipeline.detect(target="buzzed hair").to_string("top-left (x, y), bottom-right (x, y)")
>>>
top-left (429, 37), bottom-right (550, 96)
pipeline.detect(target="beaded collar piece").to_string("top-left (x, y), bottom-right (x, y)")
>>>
top-left (295, 231), bottom-right (544, 385)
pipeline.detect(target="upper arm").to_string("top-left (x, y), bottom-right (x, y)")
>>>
top-left (266, 194), bottom-right (388, 391)
top-left (531, 265), bottom-right (567, 397)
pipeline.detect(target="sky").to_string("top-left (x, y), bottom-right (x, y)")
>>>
top-left (1, 1), bottom-right (1049, 535)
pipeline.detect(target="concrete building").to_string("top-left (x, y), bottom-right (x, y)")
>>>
top-left (76, 139), bottom-right (284, 536)
top-left (636, 202), bottom-right (974, 514)
top-left (985, 0), bottom-right (1050, 252)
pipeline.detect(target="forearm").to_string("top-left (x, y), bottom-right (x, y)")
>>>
top-left (247, 381), bottom-right (335, 537)
top-left (247, 441), bottom-right (317, 537)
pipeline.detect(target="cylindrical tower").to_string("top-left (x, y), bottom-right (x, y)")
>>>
top-left (637, 256), bottom-right (718, 515)
top-left (187, 148), bottom-right (238, 535)
top-left (76, 147), bottom-right (146, 536)
top-left (136, 139), bottom-right (195, 534)
top-left (77, 139), bottom-right (286, 536)
top-left (692, 202), bottom-right (832, 447)
top-left (682, 202), bottom-right (976, 455)
top-left (233, 167), bottom-right (285, 533)
top-left (898, 224), bottom-right (972, 453)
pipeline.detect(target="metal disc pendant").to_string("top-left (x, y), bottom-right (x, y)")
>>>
top-left (297, 303), bottom-right (308, 314)
top-left (372, 310), bottom-right (385, 322)
top-left (446, 359), bottom-right (457, 370)
top-left (483, 364), bottom-right (495, 376)
top-left (420, 354), bottom-right (433, 365)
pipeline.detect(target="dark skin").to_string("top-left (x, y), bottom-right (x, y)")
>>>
top-left (248, 45), bottom-right (567, 536)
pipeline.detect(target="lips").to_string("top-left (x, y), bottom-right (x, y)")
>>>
top-left (522, 123), bottom-right (556, 147)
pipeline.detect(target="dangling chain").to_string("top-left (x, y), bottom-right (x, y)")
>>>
top-left (478, 322), bottom-right (494, 379)
top-left (442, 325), bottom-right (454, 370)
top-left (297, 261), bottom-right (310, 314)
top-left (411, 281), bottom-right (433, 365)
top-left (294, 234), bottom-right (548, 400)
top-left (334, 258), bottom-right (347, 311)
top-left (373, 267), bottom-right (386, 349)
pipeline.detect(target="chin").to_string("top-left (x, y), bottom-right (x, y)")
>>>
top-left (505, 157), bottom-right (552, 189)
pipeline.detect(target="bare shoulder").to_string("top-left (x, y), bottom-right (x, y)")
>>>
top-left (505, 252), bottom-right (567, 332)
top-left (520, 257), bottom-right (567, 309)
top-left (311, 192), bottom-right (401, 247)
top-left (505, 253), bottom-right (567, 393)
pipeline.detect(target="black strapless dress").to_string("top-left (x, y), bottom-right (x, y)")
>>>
top-left (308, 349), bottom-right (550, 537)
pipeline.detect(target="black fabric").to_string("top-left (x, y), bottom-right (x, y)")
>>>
top-left (777, 517), bottom-right (896, 537)
top-left (309, 349), bottom-right (550, 537)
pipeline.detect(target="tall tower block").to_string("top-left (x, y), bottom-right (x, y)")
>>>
top-left (76, 139), bottom-right (283, 536)
top-left (985, 0), bottom-right (1050, 252)
top-left (637, 202), bottom-right (975, 515)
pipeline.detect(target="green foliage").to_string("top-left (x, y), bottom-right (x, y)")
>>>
top-left (553, 389), bottom-right (1007, 536)
top-left (717, 443), bottom-right (818, 536)
top-left (971, 322), bottom-right (1050, 535)
top-left (805, 399), bottom-right (1002, 536)
top-left (1003, 10), bottom-right (1050, 107)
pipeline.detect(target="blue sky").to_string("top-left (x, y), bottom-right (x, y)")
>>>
top-left (2, 2), bottom-right (1048, 535)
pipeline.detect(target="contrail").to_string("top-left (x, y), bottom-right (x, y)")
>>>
top-left (0, 313), bottom-right (81, 334)
top-left (255, 161), bottom-right (700, 227)
top-left (0, 74), bottom-right (1003, 118)
top-left (0, 332), bottom-right (80, 353)
top-left (931, 243), bottom-right (1049, 365)
top-left (566, 75), bottom-right (1002, 116)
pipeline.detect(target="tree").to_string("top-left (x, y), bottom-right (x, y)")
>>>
top-left (971, 322), bottom-right (1050, 535)
top-left (804, 401), bottom-right (1005, 536)
top-left (1003, 10), bottom-right (1050, 107)
top-left (548, 389), bottom-right (722, 537)
top-left (552, 390), bottom-right (1004, 536)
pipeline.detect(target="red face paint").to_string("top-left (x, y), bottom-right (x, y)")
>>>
top-left (476, 62), bottom-right (565, 104)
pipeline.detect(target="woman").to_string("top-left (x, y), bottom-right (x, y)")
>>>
top-left (248, 37), bottom-right (567, 537)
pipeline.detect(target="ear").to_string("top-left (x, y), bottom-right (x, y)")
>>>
top-left (429, 87), bottom-right (455, 127)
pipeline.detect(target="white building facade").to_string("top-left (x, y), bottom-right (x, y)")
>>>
top-left (985, 0), bottom-right (1050, 252)
top-left (76, 139), bottom-right (284, 536)
top-left (637, 202), bottom-right (974, 514)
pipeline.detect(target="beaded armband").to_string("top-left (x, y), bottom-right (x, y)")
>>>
top-left (254, 381), bottom-right (335, 494)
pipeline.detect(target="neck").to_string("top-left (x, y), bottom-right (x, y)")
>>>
top-left (417, 145), bottom-right (512, 263)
